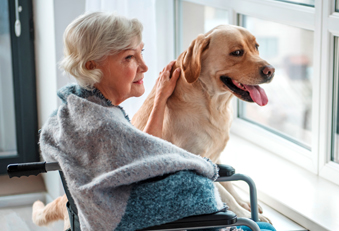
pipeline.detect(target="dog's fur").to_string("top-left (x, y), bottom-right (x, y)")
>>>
top-left (32, 195), bottom-right (69, 230)
top-left (132, 25), bottom-right (274, 222)
top-left (32, 25), bottom-right (274, 229)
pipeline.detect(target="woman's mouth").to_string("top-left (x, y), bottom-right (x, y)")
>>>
top-left (133, 79), bottom-right (144, 84)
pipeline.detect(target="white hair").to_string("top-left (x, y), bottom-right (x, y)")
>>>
top-left (59, 12), bottom-right (143, 89)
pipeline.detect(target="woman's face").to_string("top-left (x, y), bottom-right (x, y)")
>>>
top-left (95, 42), bottom-right (148, 105)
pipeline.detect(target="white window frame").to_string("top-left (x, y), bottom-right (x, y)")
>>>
top-left (176, 0), bottom-right (339, 186)
top-left (319, 0), bottom-right (339, 185)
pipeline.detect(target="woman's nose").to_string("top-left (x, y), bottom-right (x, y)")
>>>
top-left (139, 60), bottom-right (148, 73)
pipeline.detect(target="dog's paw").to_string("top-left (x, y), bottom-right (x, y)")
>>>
top-left (230, 206), bottom-right (272, 225)
top-left (238, 200), bottom-right (263, 214)
top-left (32, 200), bottom-right (45, 212)
top-left (259, 214), bottom-right (273, 225)
top-left (229, 206), bottom-right (251, 220)
top-left (32, 200), bottom-right (46, 226)
top-left (238, 201), bottom-right (251, 212)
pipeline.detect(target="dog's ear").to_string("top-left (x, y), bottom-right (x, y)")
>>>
top-left (180, 34), bottom-right (210, 84)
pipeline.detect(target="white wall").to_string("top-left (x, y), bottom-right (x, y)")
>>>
top-left (33, 0), bottom-right (86, 200)
top-left (33, 0), bottom-right (58, 128)
top-left (155, 0), bottom-right (175, 72)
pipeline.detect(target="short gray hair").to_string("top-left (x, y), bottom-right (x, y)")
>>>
top-left (59, 12), bottom-right (143, 89)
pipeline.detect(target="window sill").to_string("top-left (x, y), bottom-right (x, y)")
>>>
top-left (221, 133), bottom-right (339, 231)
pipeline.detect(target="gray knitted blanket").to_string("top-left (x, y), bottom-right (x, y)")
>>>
top-left (39, 84), bottom-right (226, 231)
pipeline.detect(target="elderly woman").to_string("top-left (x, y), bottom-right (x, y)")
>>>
top-left (39, 12), bottom-right (226, 231)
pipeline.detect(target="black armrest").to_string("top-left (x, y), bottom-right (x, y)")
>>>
top-left (140, 211), bottom-right (237, 230)
top-left (217, 164), bottom-right (235, 177)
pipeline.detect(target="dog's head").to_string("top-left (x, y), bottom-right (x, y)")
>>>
top-left (177, 25), bottom-right (274, 106)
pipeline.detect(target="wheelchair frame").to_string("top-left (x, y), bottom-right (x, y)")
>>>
top-left (7, 162), bottom-right (263, 231)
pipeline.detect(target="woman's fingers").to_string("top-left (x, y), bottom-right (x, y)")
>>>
top-left (171, 68), bottom-right (181, 81)
top-left (164, 60), bottom-right (176, 72)
top-left (167, 60), bottom-right (176, 68)
top-left (159, 60), bottom-right (177, 79)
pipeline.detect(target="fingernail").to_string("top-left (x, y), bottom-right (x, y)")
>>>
top-left (176, 68), bottom-right (181, 72)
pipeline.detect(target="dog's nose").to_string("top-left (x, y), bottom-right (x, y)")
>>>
top-left (261, 65), bottom-right (275, 80)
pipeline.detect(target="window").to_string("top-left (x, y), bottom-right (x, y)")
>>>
top-left (0, 0), bottom-right (38, 174)
top-left (238, 16), bottom-right (314, 149)
top-left (177, 0), bottom-right (339, 186)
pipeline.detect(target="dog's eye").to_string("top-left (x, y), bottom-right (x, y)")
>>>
top-left (230, 50), bottom-right (244, 57)
top-left (255, 44), bottom-right (259, 51)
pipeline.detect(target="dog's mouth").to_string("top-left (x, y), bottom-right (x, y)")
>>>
top-left (220, 76), bottom-right (268, 106)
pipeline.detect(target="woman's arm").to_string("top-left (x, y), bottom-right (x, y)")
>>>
top-left (143, 61), bottom-right (180, 138)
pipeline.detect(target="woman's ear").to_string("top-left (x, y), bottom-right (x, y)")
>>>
top-left (179, 34), bottom-right (211, 84)
top-left (85, 61), bottom-right (96, 70)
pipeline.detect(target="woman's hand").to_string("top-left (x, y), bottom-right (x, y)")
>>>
top-left (155, 60), bottom-right (181, 103)
top-left (143, 61), bottom-right (180, 138)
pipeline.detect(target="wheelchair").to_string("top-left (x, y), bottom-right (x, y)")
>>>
top-left (7, 162), bottom-right (276, 231)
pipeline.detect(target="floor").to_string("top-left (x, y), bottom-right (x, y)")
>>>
top-left (0, 205), bottom-right (64, 231)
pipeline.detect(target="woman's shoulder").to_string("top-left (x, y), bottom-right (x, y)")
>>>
top-left (57, 83), bottom-right (93, 104)
top-left (57, 83), bottom-right (114, 107)
top-left (51, 83), bottom-right (131, 122)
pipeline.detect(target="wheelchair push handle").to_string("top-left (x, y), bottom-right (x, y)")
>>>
top-left (7, 162), bottom-right (60, 178)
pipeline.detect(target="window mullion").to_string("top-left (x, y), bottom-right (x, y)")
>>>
top-left (310, 0), bottom-right (325, 175)
top-left (318, 0), bottom-right (339, 185)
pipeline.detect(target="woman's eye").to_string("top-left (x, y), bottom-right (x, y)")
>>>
top-left (126, 55), bottom-right (133, 60)
top-left (230, 50), bottom-right (244, 57)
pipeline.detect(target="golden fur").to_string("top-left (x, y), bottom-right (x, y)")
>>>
top-left (133, 25), bottom-right (274, 222)
top-left (32, 195), bottom-right (69, 230)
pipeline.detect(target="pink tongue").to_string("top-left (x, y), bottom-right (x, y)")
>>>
top-left (243, 84), bottom-right (268, 106)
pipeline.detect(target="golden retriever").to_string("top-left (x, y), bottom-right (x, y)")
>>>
top-left (133, 25), bottom-right (274, 223)
top-left (32, 24), bottom-right (274, 229)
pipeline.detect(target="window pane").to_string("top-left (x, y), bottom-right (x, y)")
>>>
top-left (332, 37), bottom-right (339, 164)
top-left (181, 1), bottom-right (228, 53)
top-left (274, 0), bottom-right (314, 7)
top-left (0, 0), bottom-right (17, 156)
top-left (239, 16), bottom-right (313, 148)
